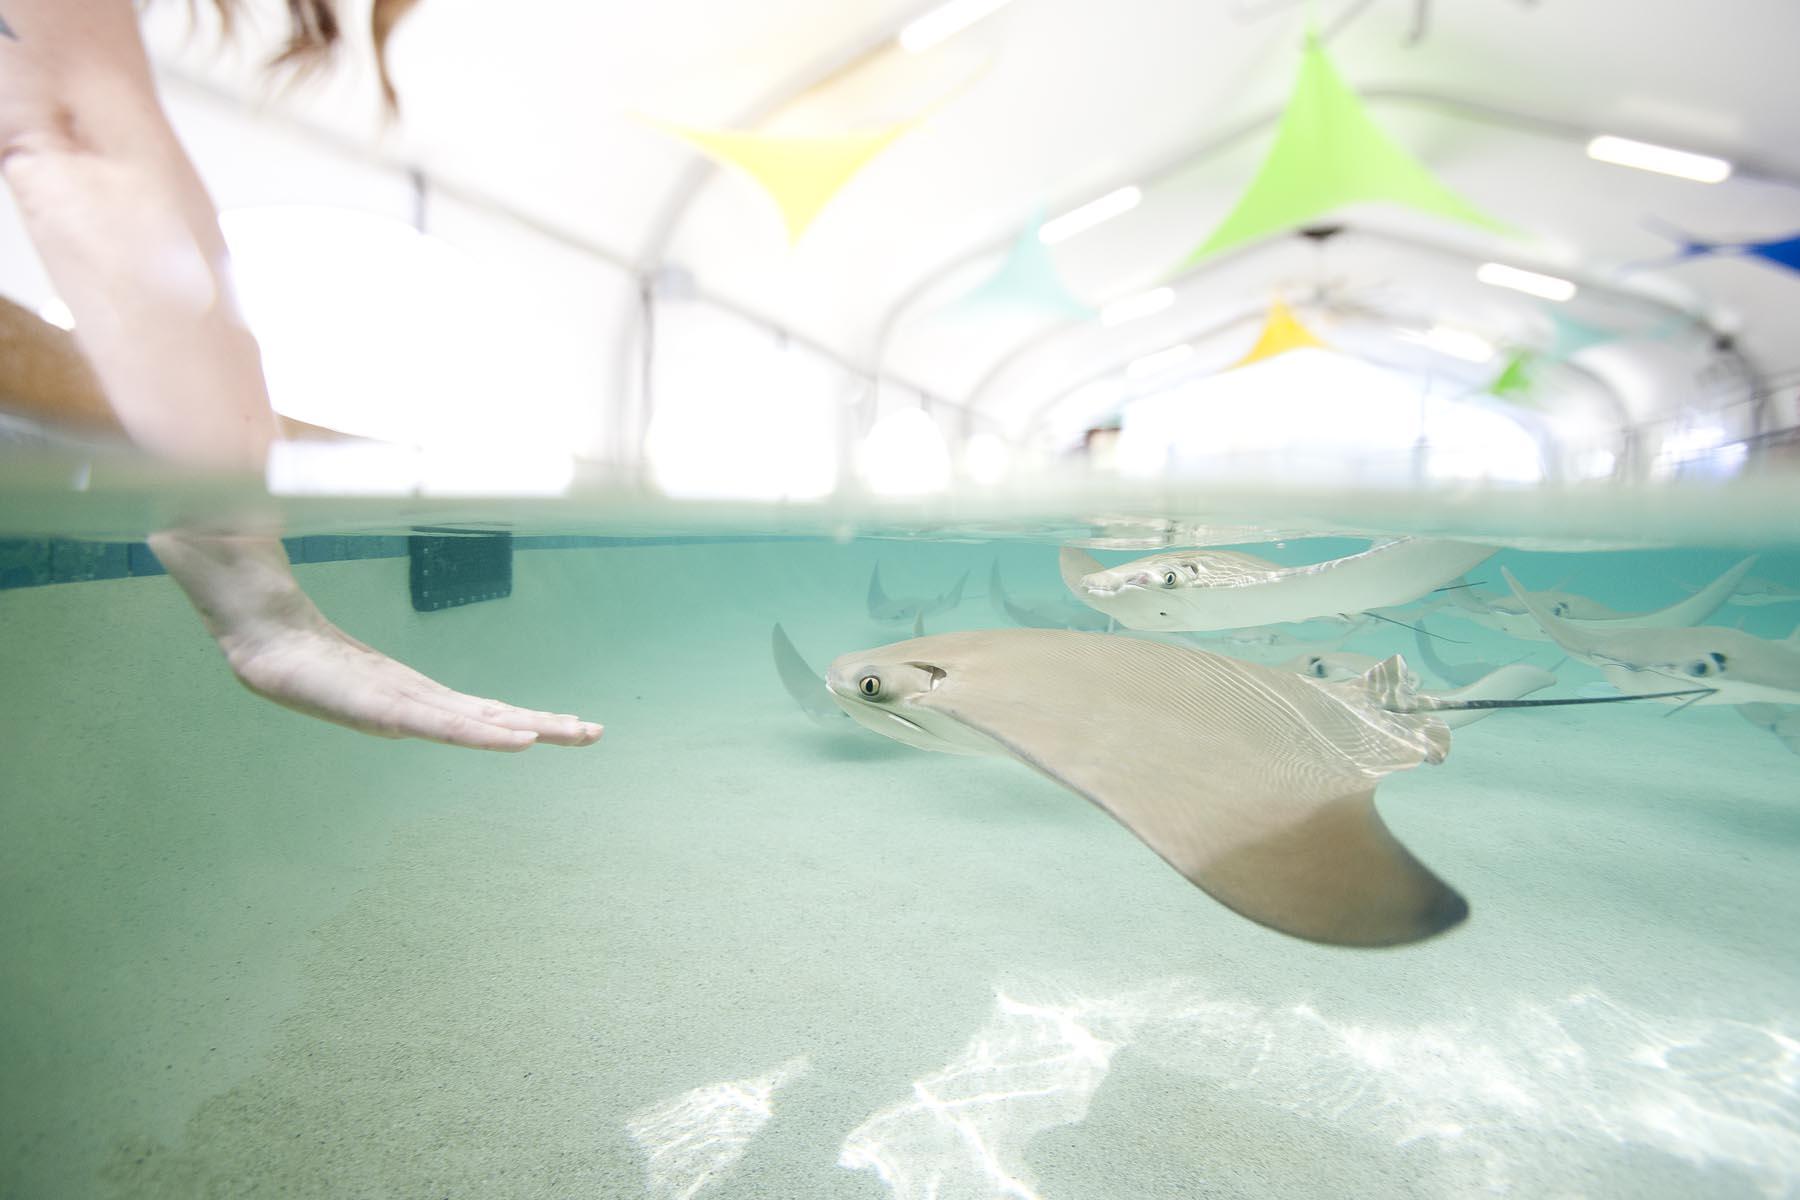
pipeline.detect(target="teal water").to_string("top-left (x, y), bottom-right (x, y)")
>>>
top-left (2, 517), bottom-right (1798, 1198)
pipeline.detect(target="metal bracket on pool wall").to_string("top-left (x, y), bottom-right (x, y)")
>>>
top-left (408, 530), bottom-right (513, 612)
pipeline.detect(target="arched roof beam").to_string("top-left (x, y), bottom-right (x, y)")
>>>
top-left (966, 222), bottom-right (1731, 425)
top-left (868, 87), bottom-right (1797, 370)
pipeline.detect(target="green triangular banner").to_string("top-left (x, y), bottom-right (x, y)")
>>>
top-left (1181, 37), bottom-right (1505, 266)
top-left (1489, 351), bottom-right (1538, 404)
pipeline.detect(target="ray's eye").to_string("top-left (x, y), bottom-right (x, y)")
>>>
top-left (858, 675), bottom-right (881, 697)
top-left (1550, 601), bottom-right (1570, 617)
top-left (1685, 651), bottom-right (1728, 678)
top-left (1161, 569), bottom-right (1180, 588)
top-left (1308, 656), bottom-right (1327, 678)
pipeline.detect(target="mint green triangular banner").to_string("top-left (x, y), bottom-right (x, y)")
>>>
top-left (1545, 311), bottom-right (1616, 360)
top-left (1181, 37), bottom-right (1506, 266)
top-left (947, 212), bottom-right (1091, 319)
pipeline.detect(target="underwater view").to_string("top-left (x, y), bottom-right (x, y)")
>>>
top-left (2, 492), bottom-right (1798, 1198)
top-left (3, 0), bottom-right (1799, 1195)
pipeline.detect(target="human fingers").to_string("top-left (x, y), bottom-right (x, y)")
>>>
top-left (411, 686), bottom-right (604, 747)
top-left (366, 690), bottom-right (543, 751)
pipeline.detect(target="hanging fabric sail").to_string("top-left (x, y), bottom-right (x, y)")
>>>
top-left (1228, 296), bottom-right (1327, 368)
top-left (1539, 308), bottom-right (1694, 363)
top-left (1488, 351), bottom-right (1540, 405)
top-left (650, 117), bottom-right (922, 242)
top-left (1544, 310), bottom-right (1617, 360)
top-left (1636, 223), bottom-right (1800, 277)
top-left (1180, 36), bottom-right (1504, 267)
top-left (943, 209), bottom-right (1091, 318)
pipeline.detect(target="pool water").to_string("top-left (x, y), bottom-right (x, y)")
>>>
top-left (2, 509), bottom-right (1798, 1198)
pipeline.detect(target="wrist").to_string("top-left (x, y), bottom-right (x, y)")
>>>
top-left (148, 529), bottom-right (323, 660)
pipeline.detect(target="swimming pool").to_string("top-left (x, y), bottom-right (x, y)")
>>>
top-left (2, 464), bottom-right (1797, 1198)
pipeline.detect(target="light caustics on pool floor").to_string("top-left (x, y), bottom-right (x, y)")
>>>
top-left (626, 1056), bottom-right (813, 1200)
top-left (623, 982), bottom-right (1800, 1199)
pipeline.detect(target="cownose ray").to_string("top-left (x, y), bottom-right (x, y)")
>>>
top-left (1061, 539), bottom-right (1494, 632)
top-left (1723, 576), bottom-right (1800, 608)
top-left (1502, 567), bottom-right (1800, 706)
top-left (988, 561), bottom-right (1114, 632)
top-left (1279, 652), bottom-right (1557, 729)
top-left (1410, 619), bottom-right (1517, 687)
top-left (1419, 664), bottom-right (1560, 729)
top-left (825, 629), bottom-right (1703, 947)
top-left (1736, 703), bottom-right (1800, 758)
top-left (1185, 615), bottom-right (1368, 661)
top-left (868, 565), bottom-right (969, 631)
top-left (1279, 649), bottom-right (1389, 683)
top-left (1443, 557), bottom-right (1756, 642)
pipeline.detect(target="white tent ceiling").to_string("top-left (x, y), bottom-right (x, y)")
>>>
top-left (133, 0), bottom-right (1800, 456)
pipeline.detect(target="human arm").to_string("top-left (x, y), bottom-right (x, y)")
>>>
top-left (148, 530), bottom-right (602, 750)
top-left (0, 2), bottom-right (601, 750)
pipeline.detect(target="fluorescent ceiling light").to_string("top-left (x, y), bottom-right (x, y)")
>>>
top-left (1125, 343), bottom-right (1193, 380)
top-left (1477, 262), bottom-right (1577, 303)
top-left (1038, 186), bottom-right (1141, 245)
top-left (1586, 135), bottom-right (1731, 183)
top-left (1399, 324), bottom-right (1495, 364)
top-left (1100, 287), bottom-right (1175, 328)
top-left (898, 0), bottom-right (1013, 52)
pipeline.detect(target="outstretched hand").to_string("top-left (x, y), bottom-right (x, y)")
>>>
top-left (150, 530), bottom-right (603, 751)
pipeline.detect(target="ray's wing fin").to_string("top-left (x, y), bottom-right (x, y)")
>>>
top-left (988, 561), bottom-right (1013, 622)
top-left (917, 639), bottom-right (1465, 947)
top-left (1736, 703), bottom-right (1800, 756)
top-left (1777, 713), bottom-right (1800, 758)
top-left (1198, 788), bottom-right (1468, 947)
top-left (991, 560), bottom-right (1058, 628)
top-left (1502, 568), bottom-right (1600, 656)
top-left (771, 624), bottom-right (844, 726)
top-left (1422, 664), bottom-right (1557, 729)
top-left (1640, 555), bottom-right (1757, 628)
top-left (1411, 618), bottom-right (1489, 686)
top-left (1059, 546), bottom-right (1105, 597)
top-left (1737, 703), bottom-right (1784, 731)
top-left (867, 566), bottom-right (891, 618)
top-left (942, 569), bottom-right (969, 610)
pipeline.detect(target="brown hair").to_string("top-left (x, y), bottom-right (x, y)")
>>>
top-left (205, 0), bottom-right (423, 110)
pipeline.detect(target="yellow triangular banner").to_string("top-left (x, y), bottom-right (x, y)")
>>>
top-left (653, 118), bottom-right (919, 242)
top-left (1229, 297), bottom-right (1326, 368)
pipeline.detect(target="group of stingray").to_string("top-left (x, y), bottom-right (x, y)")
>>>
top-left (772, 539), bottom-right (1800, 950)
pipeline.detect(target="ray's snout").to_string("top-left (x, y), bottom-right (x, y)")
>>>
top-left (823, 658), bottom-right (857, 699)
top-left (1080, 569), bottom-right (1145, 597)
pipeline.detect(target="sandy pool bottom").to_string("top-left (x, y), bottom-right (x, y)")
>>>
top-left (1, 542), bottom-right (1796, 1199)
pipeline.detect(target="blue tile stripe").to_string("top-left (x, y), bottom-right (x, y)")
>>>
top-left (0, 533), bottom-right (822, 590)
top-left (0, 535), bottom-right (406, 590)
